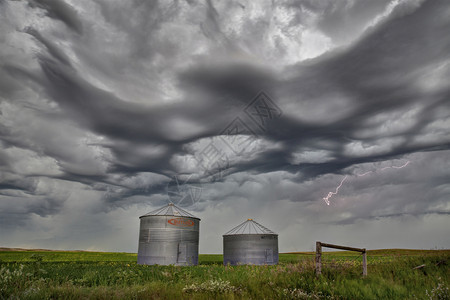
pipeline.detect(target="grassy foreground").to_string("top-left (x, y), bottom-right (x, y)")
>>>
top-left (0, 249), bottom-right (448, 299)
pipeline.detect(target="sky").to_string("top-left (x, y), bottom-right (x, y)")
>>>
top-left (0, 0), bottom-right (449, 254)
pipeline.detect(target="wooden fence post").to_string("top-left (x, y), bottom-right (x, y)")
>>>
top-left (315, 241), bottom-right (367, 277)
top-left (315, 241), bottom-right (322, 276)
top-left (362, 249), bottom-right (367, 276)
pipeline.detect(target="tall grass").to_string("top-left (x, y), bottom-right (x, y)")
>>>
top-left (0, 250), bottom-right (448, 299)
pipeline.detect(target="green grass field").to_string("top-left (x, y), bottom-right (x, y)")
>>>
top-left (1, 249), bottom-right (448, 299)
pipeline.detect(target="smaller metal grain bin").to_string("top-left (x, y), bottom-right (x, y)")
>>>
top-left (137, 203), bottom-right (200, 265)
top-left (223, 219), bottom-right (278, 265)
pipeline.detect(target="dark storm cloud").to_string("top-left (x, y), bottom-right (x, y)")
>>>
top-left (28, 0), bottom-right (83, 34)
top-left (31, 57), bottom-right (242, 178)
top-left (5, 0), bottom-right (450, 188)
top-left (273, 0), bottom-right (450, 172)
top-left (0, 0), bottom-right (449, 251)
top-left (165, 0), bottom-right (450, 184)
top-left (300, 0), bottom-right (393, 44)
top-left (24, 28), bottom-right (73, 67)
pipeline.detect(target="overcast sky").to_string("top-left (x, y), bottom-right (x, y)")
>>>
top-left (0, 0), bottom-right (449, 254)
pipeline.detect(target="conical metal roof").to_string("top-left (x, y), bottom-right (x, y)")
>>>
top-left (140, 203), bottom-right (200, 219)
top-left (224, 219), bottom-right (277, 235)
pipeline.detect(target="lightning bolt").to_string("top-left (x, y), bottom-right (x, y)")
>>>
top-left (390, 160), bottom-right (410, 169)
top-left (323, 176), bottom-right (348, 206)
top-left (322, 160), bottom-right (411, 205)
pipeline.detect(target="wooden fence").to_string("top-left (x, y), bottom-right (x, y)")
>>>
top-left (315, 241), bottom-right (367, 276)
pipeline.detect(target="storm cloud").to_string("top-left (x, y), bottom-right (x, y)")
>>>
top-left (0, 0), bottom-right (449, 252)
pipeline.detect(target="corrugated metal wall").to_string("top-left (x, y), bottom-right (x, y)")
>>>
top-left (138, 215), bottom-right (200, 265)
top-left (223, 234), bottom-right (279, 265)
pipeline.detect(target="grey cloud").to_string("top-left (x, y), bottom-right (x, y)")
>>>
top-left (24, 28), bottom-right (73, 67)
top-left (28, 0), bottom-right (83, 34)
top-left (32, 0), bottom-right (450, 206)
top-left (305, 0), bottom-right (392, 44)
top-left (0, 0), bottom-right (449, 252)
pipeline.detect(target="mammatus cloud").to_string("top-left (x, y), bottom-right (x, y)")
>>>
top-left (0, 0), bottom-right (449, 252)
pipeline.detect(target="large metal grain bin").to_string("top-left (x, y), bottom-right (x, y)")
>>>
top-left (223, 219), bottom-right (278, 265)
top-left (137, 203), bottom-right (200, 266)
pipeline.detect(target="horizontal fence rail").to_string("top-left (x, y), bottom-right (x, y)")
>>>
top-left (315, 241), bottom-right (367, 276)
